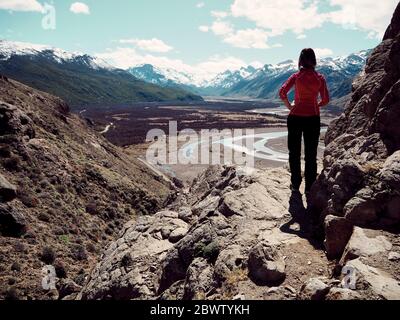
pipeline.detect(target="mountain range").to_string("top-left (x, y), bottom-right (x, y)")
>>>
top-left (0, 40), bottom-right (370, 109)
top-left (129, 50), bottom-right (371, 100)
top-left (0, 40), bottom-right (202, 109)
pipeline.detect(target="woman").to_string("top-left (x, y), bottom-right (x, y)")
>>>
top-left (279, 48), bottom-right (330, 195)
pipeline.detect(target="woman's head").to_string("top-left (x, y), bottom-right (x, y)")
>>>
top-left (298, 48), bottom-right (317, 70)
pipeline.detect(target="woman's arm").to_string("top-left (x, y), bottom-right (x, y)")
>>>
top-left (318, 75), bottom-right (330, 107)
top-left (279, 74), bottom-right (296, 110)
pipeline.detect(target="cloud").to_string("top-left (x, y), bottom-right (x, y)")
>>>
top-left (314, 48), bottom-right (333, 57)
top-left (227, 0), bottom-right (397, 40)
top-left (223, 28), bottom-right (269, 49)
top-left (0, 0), bottom-right (44, 12)
top-left (230, 0), bottom-right (326, 36)
top-left (196, 2), bottom-right (205, 9)
top-left (211, 21), bottom-right (234, 36)
top-left (119, 38), bottom-right (173, 53)
top-left (296, 34), bottom-right (307, 40)
top-left (328, 0), bottom-right (398, 38)
top-left (199, 25), bottom-right (209, 32)
top-left (70, 2), bottom-right (90, 15)
top-left (95, 47), bottom-right (262, 84)
top-left (211, 10), bottom-right (229, 19)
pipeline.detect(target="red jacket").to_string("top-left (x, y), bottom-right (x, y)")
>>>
top-left (279, 68), bottom-right (330, 117)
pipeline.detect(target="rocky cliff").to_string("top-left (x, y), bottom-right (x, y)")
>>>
top-left (0, 76), bottom-right (174, 300)
top-left (310, 3), bottom-right (400, 255)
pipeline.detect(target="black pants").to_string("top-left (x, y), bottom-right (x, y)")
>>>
top-left (287, 115), bottom-right (321, 192)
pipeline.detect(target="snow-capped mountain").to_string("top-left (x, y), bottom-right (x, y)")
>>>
top-left (0, 40), bottom-right (114, 70)
top-left (224, 50), bottom-right (371, 100)
top-left (0, 40), bottom-right (202, 107)
top-left (128, 50), bottom-right (370, 99)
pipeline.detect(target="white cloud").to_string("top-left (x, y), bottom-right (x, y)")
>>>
top-left (328, 0), bottom-right (398, 38)
top-left (230, 0), bottom-right (326, 36)
top-left (296, 34), bottom-right (307, 40)
top-left (196, 2), bottom-right (205, 9)
top-left (119, 38), bottom-right (173, 53)
top-left (0, 0), bottom-right (43, 12)
top-left (314, 48), bottom-right (333, 57)
top-left (70, 2), bottom-right (90, 15)
top-left (199, 25), bottom-right (209, 32)
top-left (227, 0), bottom-right (397, 40)
top-left (211, 21), bottom-right (234, 36)
top-left (95, 47), bottom-right (261, 84)
top-left (271, 43), bottom-right (283, 48)
top-left (223, 28), bottom-right (269, 49)
top-left (211, 10), bottom-right (229, 19)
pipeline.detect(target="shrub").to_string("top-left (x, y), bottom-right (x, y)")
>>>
top-left (18, 189), bottom-right (40, 208)
top-left (195, 241), bottom-right (220, 263)
top-left (38, 212), bottom-right (50, 223)
top-left (3, 155), bottom-right (21, 171)
top-left (11, 262), bottom-right (21, 272)
top-left (54, 261), bottom-right (67, 279)
top-left (40, 247), bottom-right (56, 265)
top-left (72, 245), bottom-right (87, 261)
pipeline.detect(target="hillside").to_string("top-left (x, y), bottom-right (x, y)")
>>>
top-left (0, 76), bottom-right (175, 300)
top-left (0, 41), bottom-right (202, 109)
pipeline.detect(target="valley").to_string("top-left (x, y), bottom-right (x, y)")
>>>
top-left (80, 97), bottom-right (334, 184)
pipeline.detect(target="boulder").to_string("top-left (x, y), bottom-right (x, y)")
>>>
top-left (0, 101), bottom-right (35, 139)
top-left (388, 252), bottom-right (400, 261)
top-left (169, 227), bottom-right (188, 243)
top-left (0, 204), bottom-right (27, 237)
top-left (324, 215), bottom-right (354, 259)
top-left (299, 278), bottom-right (330, 300)
top-left (248, 242), bottom-right (286, 286)
top-left (326, 287), bottom-right (362, 300)
top-left (183, 258), bottom-right (215, 300)
top-left (0, 173), bottom-right (17, 202)
top-left (340, 227), bottom-right (392, 265)
top-left (344, 258), bottom-right (400, 300)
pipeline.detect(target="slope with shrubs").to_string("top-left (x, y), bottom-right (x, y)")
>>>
top-left (0, 75), bottom-right (174, 300)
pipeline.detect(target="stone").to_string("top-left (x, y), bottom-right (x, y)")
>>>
top-left (183, 258), bottom-right (215, 300)
top-left (340, 227), bottom-right (392, 264)
top-left (214, 245), bottom-right (245, 282)
top-left (326, 287), bottom-right (362, 300)
top-left (324, 215), bottom-right (354, 259)
top-left (0, 204), bottom-right (27, 237)
top-left (178, 207), bottom-right (193, 223)
top-left (0, 174), bottom-right (17, 202)
top-left (379, 151), bottom-right (400, 190)
top-left (299, 278), bottom-right (330, 300)
top-left (0, 101), bottom-right (35, 139)
top-left (344, 259), bottom-right (400, 300)
top-left (248, 242), bottom-right (286, 286)
top-left (169, 227), bottom-right (188, 243)
top-left (388, 252), bottom-right (400, 261)
top-left (344, 196), bottom-right (377, 226)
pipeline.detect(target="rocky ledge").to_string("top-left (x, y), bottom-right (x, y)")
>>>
top-left (78, 165), bottom-right (400, 300)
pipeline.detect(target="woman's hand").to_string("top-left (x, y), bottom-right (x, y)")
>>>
top-left (284, 99), bottom-right (294, 110)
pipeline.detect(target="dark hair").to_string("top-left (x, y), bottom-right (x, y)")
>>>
top-left (298, 48), bottom-right (317, 70)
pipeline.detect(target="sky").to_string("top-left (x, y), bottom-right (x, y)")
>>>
top-left (0, 0), bottom-right (398, 79)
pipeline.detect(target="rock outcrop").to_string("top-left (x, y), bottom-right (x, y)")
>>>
top-left (79, 166), bottom-right (333, 300)
top-left (311, 3), bottom-right (400, 254)
top-left (307, 3), bottom-right (400, 300)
